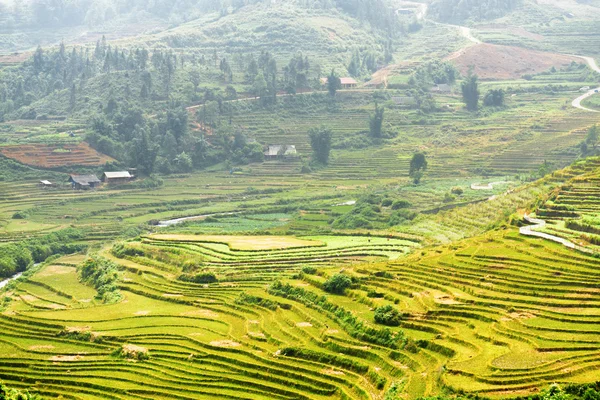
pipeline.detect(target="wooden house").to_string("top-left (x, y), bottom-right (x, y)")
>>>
top-left (102, 171), bottom-right (133, 185)
top-left (264, 145), bottom-right (298, 160)
top-left (69, 174), bottom-right (101, 190)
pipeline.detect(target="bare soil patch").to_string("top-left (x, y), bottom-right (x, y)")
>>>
top-left (51, 355), bottom-right (84, 362)
top-left (0, 142), bottom-right (114, 168)
top-left (210, 340), bottom-right (241, 348)
top-left (182, 309), bottom-right (219, 318)
top-left (322, 369), bottom-right (345, 376)
top-left (29, 345), bottom-right (55, 351)
top-left (449, 44), bottom-right (579, 79)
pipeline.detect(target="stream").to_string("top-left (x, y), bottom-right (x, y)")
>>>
top-left (157, 212), bottom-right (238, 227)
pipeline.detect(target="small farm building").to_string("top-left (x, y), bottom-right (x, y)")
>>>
top-left (69, 174), bottom-right (101, 190)
top-left (431, 84), bottom-right (452, 93)
top-left (102, 171), bottom-right (133, 184)
top-left (320, 77), bottom-right (358, 89)
top-left (264, 145), bottom-right (298, 159)
top-left (40, 180), bottom-right (53, 188)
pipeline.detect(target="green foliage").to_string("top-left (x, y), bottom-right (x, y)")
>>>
top-left (451, 186), bottom-right (464, 195)
top-left (586, 125), bottom-right (598, 148)
top-left (327, 70), bottom-right (342, 97)
top-left (410, 61), bottom-right (458, 89)
top-left (302, 266), bottom-right (318, 275)
top-left (391, 200), bottom-right (411, 210)
top-left (309, 126), bottom-right (333, 165)
top-left (235, 293), bottom-right (279, 310)
top-left (483, 89), bottom-right (505, 107)
top-left (409, 153), bottom-right (428, 184)
top-left (269, 281), bottom-right (404, 348)
top-left (323, 274), bottom-right (353, 294)
top-left (0, 228), bottom-right (85, 278)
top-left (0, 382), bottom-right (39, 400)
top-left (11, 211), bottom-right (29, 219)
top-left (280, 347), bottom-right (368, 373)
top-left (373, 305), bottom-right (403, 326)
top-left (79, 256), bottom-right (121, 303)
top-left (178, 272), bottom-right (218, 284)
top-left (461, 70), bottom-right (480, 111)
top-left (369, 104), bottom-right (385, 138)
top-left (384, 381), bottom-right (405, 400)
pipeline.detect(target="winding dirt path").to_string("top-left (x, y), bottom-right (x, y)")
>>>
top-left (520, 215), bottom-right (594, 253)
top-left (571, 55), bottom-right (600, 112)
top-left (470, 181), bottom-right (510, 190)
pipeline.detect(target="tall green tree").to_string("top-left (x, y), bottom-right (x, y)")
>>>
top-left (252, 72), bottom-right (267, 99)
top-left (586, 124), bottom-right (598, 149)
top-left (309, 126), bottom-right (333, 164)
top-left (409, 152), bottom-right (428, 184)
top-left (327, 69), bottom-right (341, 97)
top-left (369, 104), bottom-right (385, 138)
top-left (461, 69), bottom-right (480, 111)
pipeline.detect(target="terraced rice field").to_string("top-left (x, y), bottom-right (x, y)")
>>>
top-left (1, 227), bottom-right (599, 399)
top-left (533, 156), bottom-right (600, 248)
top-left (0, 142), bottom-right (114, 168)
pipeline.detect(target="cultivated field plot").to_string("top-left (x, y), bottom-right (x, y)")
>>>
top-left (1, 229), bottom-right (599, 399)
top-left (0, 142), bottom-right (114, 168)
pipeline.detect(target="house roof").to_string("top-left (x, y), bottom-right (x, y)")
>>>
top-left (340, 77), bottom-right (358, 85)
top-left (392, 96), bottom-right (415, 104)
top-left (40, 180), bottom-right (52, 185)
top-left (264, 145), bottom-right (297, 156)
top-left (320, 77), bottom-right (358, 85)
top-left (103, 171), bottom-right (132, 179)
top-left (69, 174), bottom-right (100, 186)
top-left (432, 83), bottom-right (452, 92)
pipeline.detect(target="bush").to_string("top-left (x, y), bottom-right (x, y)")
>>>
top-left (374, 305), bottom-right (403, 326)
top-left (11, 211), bottom-right (29, 219)
top-left (79, 256), bottom-right (121, 303)
top-left (323, 274), bottom-right (353, 294)
top-left (0, 382), bottom-right (40, 400)
top-left (235, 293), bottom-right (279, 310)
top-left (302, 266), bottom-right (317, 274)
top-left (391, 200), bottom-right (411, 210)
top-left (450, 186), bottom-right (464, 195)
top-left (178, 272), bottom-right (217, 284)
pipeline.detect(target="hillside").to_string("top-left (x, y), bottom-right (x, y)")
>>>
top-left (3, 0), bottom-right (600, 398)
top-left (1, 158), bottom-right (600, 398)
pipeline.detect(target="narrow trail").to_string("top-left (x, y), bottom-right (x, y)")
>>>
top-left (520, 215), bottom-right (593, 253)
top-left (571, 55), bottom-right (600, 112)
top-left (470, 181), bottom-right (510, 190)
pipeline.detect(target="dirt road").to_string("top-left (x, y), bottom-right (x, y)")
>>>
top-left (571, 55), bottom-right (600, 112)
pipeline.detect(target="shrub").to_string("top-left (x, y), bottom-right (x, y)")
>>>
top-left (450, 186), bottom-right (464, 195)
top-left (117, 344), bottom-right (149, 361)
top-left (178, 272), bottom-right (217, 284)
top-left (323, 274), bottom-right (353, 294)
top-left (235, 293), bottom-right (279, 310)
top-left (0, 382), bottom-right (39, 400)
top-left (391, 200), bottom-right (411, 210)
top-left (302, 266), bottom-right (317, 274)
top-left (374, 305), bottom-right (403, 326)
top-left (79, 256), bottom-right (121, 303)
top-left (11, 211), bottom-right (28, 219)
